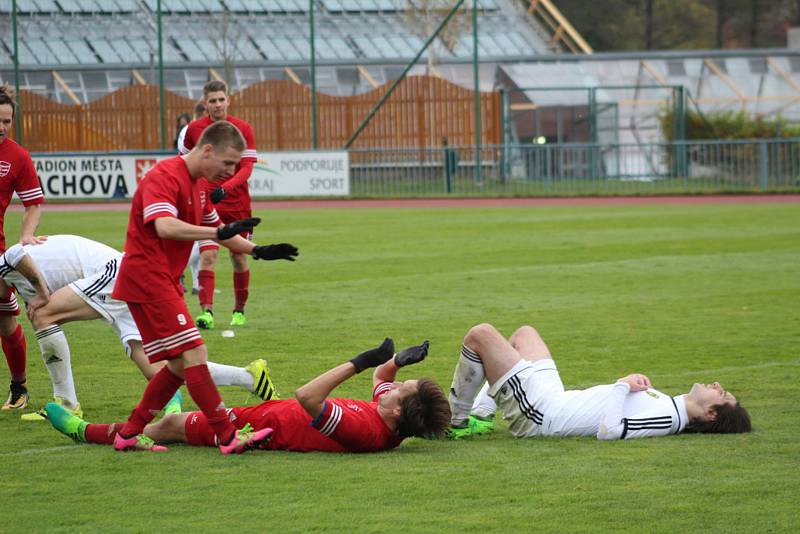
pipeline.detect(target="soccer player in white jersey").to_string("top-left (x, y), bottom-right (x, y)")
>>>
top-left (0, 234), bottom-right (278, 420)
top-left (448, 323), bottom-right (751, 440)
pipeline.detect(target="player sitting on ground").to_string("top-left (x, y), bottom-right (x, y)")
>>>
top-left (47, 339), bottom-right (452, 453)
top-left (448, 323), bottom-right (751, 440)
top-left (0, 234), bottom-right (278, 421)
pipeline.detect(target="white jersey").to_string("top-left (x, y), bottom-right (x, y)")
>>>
top-left (490, 359), bottom-right (689, 440)
top-left (0, 234), bottom-right (121, 302)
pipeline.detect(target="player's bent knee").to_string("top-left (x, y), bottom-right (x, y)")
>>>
top-left (464, 323), bottom-right (500, 349)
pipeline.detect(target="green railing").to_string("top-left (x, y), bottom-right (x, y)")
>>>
top-left (349, 138), bottom-right (800, 197)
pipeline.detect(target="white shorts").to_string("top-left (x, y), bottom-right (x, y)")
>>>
top-left (489, 359), bottom-right (564, 438)
top-left (68, 258), bottom-right (141, 354)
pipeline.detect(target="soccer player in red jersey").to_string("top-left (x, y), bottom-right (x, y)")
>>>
top-left (46, 340), bottom-right (453, 453)
top-left (179, 80), bottom-right (257, 330)
top-left (0, 84), bottom-right (44, 410)
top-left (109, 120), bottom-right (298, 453)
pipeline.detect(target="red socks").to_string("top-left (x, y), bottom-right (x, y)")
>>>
top-left (233, 270), bottom-right (250, 312)
top-left (86, 423), bottom-right (124, 445)
top-left (198, 269), bottom-right (215, 310)
top-left (120, 367), bottom-right (183, 437)
top-left (184, 364), bottom-right (235, 444)
top-left (2, 323), bottom-right (26, 382)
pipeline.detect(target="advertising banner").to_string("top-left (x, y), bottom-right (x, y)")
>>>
top-left (32, 151), bottom-right (349, 200)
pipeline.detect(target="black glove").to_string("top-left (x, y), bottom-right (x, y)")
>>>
top-left (252, 243), bottom-right (299, 261)
top-left (394, 340), bottom-right (429, 367)
top-left (210, 186), bottom-right (226, 204)
top-left (217, 217), bottom-right (261, 240)
top-left (349, 338), bottom-right (395, 373)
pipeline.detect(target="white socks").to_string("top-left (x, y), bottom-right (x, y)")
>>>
top-left (471, 382), bottom-right (497, 419)
top-left (206, 361), bottom-right (252, 389)
top-left (35, 325), bottom-right (79, 409)
top-left (448, 344), bottom-right (486, 426)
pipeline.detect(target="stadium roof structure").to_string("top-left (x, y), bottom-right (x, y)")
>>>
top-left (0, 0), bottom-right (588, 101)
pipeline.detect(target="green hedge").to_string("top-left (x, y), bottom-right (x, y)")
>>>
top-left (660, 108), bottom-right (800, 141)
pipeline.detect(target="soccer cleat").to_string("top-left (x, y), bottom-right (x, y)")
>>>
top-left (219, 423), bottom-right (273, 455)
top-left (2, 380), bottom-right (28, 410)
top-left (230, 311), bottom-right (246, 327)
top-left (45, 402), bottom-right (88, 443)
top-left (195, 310), bottom-right (215, 330)
top-left (22, 396), bottom-right (83, 422)
top-left (113, 432), bottom-right (168, 452)
top-left (447, 423), bottom-right (473, 440)
top-left (246, 358), bottom-right (279, 400)
top-left (468, 414), bottom-right (495, 435)
top-left (163, 390), bottom-right (183, 415)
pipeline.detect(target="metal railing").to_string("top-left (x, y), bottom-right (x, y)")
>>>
top-left (349, 138), bottom-right (800, 196)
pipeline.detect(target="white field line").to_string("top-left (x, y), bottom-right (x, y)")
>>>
top-left (0, 444), bottom-right (85, 458)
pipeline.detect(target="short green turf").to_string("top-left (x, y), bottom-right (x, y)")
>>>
top-left (0, 201), bottom-right (797, 533)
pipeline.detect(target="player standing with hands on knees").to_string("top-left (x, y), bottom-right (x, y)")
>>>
top-left (112, 120), bottom-right (297, 453)
top-left (180, 80), bottom-right (257, 330)
top-left (0, 85), bottom-right (44, 410)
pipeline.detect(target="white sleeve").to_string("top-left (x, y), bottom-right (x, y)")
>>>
top-left (177, 125), bottom-right (189, 155)
top-left (597, 382), bottom-right (630, 440)
top-left (2, 244), bottom-right (28, 269)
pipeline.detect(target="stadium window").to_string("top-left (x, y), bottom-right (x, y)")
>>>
top-left (748, 58), bottom-right (767, 74)
top-left (666, 60), bottom-right (685, 76)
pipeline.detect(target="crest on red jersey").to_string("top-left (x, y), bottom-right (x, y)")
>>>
top-left (0, 161), bottom-right (10, 177)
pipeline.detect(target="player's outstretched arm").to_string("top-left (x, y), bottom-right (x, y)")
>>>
top-left (154, 216), bottom-right (220, 241)
top-left (20, 205), bottom-right (45, 245)
top-left (296, 339), bottom-right (395, 419)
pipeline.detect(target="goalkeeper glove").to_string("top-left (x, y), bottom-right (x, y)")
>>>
top-left (252, 243), bottom-right (299, 261)
top-left (350, 338), bottom-right (395, 373)
top-left (217, 217), bottom-right (261, 240)
top-left (394, 340), bottom-right (429, 367)
top-left (210, 186), bottom-right (226, 204)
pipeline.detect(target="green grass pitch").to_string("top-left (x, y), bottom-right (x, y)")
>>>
top-left (0, 201), bottom-right (798, 532)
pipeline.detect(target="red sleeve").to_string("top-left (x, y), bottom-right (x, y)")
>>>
top-left (219, 159), bottom-right (254, 193)
top-left (373, 382), bottom-right (393, 402)
top-left (201, 195), bottom-right (221, 227)
top-left (15, 152), bottom-right (44, 206)
top-left (310, 400), bottom-right (382, 451)
top-left (140, 174), bottom-right (179, 224)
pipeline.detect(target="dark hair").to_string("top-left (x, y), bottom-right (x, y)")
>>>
top-left (0, 84), bottom-right (16, 117)
top-left (396, 378), bottom-right (451, 439)
top-left (685, 402), bottom-right (752, 434)
top-left (193, 100), bottom-right (206, 118)
top-left (197, 120), bottom-right (245, 152)
top-left (203, 80), bottom-right (228, 98)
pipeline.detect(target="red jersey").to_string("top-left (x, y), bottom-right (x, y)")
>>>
top-left (0, 138), bottom-right (45, 251)
top-left (112, 156), bottom-right (220, 303)
top-left (228, 382), bottom-right (403, 453)
top-left (179, 115), bottom-right (257, 212)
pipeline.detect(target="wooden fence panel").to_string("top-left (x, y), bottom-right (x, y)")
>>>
top-left (15, 76), bottom-right (500, 153)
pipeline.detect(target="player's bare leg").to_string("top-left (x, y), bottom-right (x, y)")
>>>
top-left (508, 325), bottom-right (552, 364)
top-left (449, 323), bottom-right (522, 432)
top-left (144, 412), bottom-right (190, 443)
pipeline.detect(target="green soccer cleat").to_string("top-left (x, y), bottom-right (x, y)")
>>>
top-left (230, 311), bottom-right (246, 327)
top-left (22, 396), bottom-right (83, 422)
top-left (447, 423), bottom-right (473, 440)
top-left (468, 414), bottom-right (495, 435)
top-left (195, 310), bottom-right (215, 330)
top-left (246, 358), bottom-right (279, 400)
top-left (163, 390), bottom-right (183, 415)
top-left (45, 402), bottom-right (88, 443)
top-left (2, 380), bottom-right (28, 410)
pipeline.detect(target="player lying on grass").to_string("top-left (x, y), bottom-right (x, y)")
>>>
top-left (47, 339), bottom-right (452, 453)
top-left (0, 235), bottom-right (278, 421)
top-left (448, 323), bottom-right (751, 440)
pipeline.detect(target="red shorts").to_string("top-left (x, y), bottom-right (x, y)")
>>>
top-left (218, 209), bottom-right (254, 241)
top-left (185, 407), bottom-right (248, 446)
top-left (127, 298), bottom-right (204, 363)
top-left (0, 286), bottom-right (20, 317)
